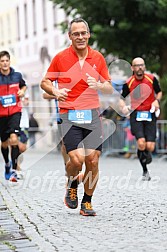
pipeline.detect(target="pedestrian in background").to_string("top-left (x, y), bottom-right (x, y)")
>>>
top-left (122, 117), bottom-right (135, 158)
top-left (41, 17), bottom-right (113, 216)
top-left (0, 50), bottom-right (27, 182)
top-left (120, 57), bottom-right (162, 180)
top-left (28, 113), bottom-right (39, 148)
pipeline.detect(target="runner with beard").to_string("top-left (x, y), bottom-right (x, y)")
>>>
top-left (120, 57), bottom-right (162, 180)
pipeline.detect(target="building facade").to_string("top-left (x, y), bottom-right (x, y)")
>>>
top-left (0, 0), bottom-right (69, 133)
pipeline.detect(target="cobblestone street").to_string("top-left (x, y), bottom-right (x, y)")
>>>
top-left (0, 149), bottom-right (167, 252)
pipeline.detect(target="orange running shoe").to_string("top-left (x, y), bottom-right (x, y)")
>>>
top-left (64, 187), bottom-right (78, 209)
top-left (80, 202), bottom-right (96, 216)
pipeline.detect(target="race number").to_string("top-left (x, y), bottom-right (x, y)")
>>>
top-left (0, 95), bottom-right (16, 107)
top-left (136, 111), bottom-right (152, 121)
top-left (68, 110), bottom-right (92, 124)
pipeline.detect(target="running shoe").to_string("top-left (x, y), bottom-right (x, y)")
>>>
top-left (80, 202), bottom-right (96, 216)
top-left (5, 171), bottom-right (12, 180)
top-left (4, 162), bottom-right (12, 180)
top-left (64, 187), bottom-right (78, 209)
top-left (9, 171), bottom-right (18, 182)
top-left (16, 170), bottom-right (24, 180)
top-left (142, 171), bottom-right (151, 181)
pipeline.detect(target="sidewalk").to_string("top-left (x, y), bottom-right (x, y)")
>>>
top-left (0, 193), bottom-right (39, 252)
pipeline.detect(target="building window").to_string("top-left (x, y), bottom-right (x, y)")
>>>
top-left (18, 47), bottom-right (22, 57)
top-left (24, 3), bottom-right (28, 38)
top-left (42, 0), bottom-right (47, 32)
top-left (32, 0), bottom-right (37, 35)
top-left (34, 42), bottom-right (38, 54)
top-left (53, 4), bottom-right (57, 27)
top-left (16, 7), bottom-right (20, 40)
top-left (0, 18), bottom-right (4, 45)
top-left (26, 45), bottom-right (29, 57)
top-left (7, 14), bottom-right (11, 44)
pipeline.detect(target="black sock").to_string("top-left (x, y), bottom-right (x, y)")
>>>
top-left (68, 178), bottom-right (78, 189)
top-left (141, 163), bottom-right (147, 173)
top-left (137, 149), bottom-right (148, 173)
top-left (11, 145), bottom-right (20, 170)
top-left (143, 149), bottom-right (151, 158)
top-left (1, 146), bottom-right (9, 164)
top-left (82, 193), bottom-right (92, 203)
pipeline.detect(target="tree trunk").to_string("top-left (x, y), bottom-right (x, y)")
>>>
top-left (159, 42), bottom-right (167, 78)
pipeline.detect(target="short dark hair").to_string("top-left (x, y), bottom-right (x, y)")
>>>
top-left (0, 51), bottom-right (10, 60)
top-left (68, 18), bottom-right (90, 33)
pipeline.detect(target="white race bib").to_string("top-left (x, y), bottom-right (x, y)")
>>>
top-left (0, 95), bottom-right (16, 107)
top-left (136, 111), bottom-right (152, 121)
top-left (68, 110), bottom-right (92, 124)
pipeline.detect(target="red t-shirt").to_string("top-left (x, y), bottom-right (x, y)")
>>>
top-left (126, 73), bottom-right (155, 111)
top-left (46, 46), bottom-right (111, 113)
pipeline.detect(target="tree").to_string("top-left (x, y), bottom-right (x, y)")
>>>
top-left (51, 0), bottom-right (167, 75)
top-left (51, 0), bottom-right (167, 117)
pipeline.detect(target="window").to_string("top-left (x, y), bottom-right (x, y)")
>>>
top-left (53, 4), bottom-right (57, 27)
top-left (7, 14), bottom-right (11, 44)
top-left (32, 0), bottom-right (37, 35)
top-left (42, 0), bottom-right (47, 32)
top-left (16, 7), bottom-right (20, 40)
top-left (0, 18), bottom-right (4, 45)
top-left (24, 3), bottom-right (28, 38)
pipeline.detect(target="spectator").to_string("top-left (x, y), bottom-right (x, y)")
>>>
top-left (28, 113), bottom-right (39, 147)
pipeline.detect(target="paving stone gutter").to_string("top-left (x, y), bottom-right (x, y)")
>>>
top-left (0, 193), bottom-right (39, 252)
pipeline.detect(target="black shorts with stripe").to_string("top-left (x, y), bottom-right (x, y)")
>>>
top-left (130, 111), bottom-right (157, 142)
top-left (60, 109), bottom-right (103, 153)
top-left (0, 112), bottom-right (21, 142)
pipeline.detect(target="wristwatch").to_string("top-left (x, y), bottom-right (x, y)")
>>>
top-left (156, 98), bottom-right (160, 105)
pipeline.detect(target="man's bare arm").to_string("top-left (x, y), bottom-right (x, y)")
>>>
top-left (86, 74), bottom-right (113, 94)
top-left (40, 77), bottom-right (71, 102)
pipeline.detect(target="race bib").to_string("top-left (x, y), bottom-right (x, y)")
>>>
top-left (68, 110), bottom-right (92, 124)
top-left (0, 95), bottom-right (16, 107)
top-left (136, 111), bottom-right (152, 121)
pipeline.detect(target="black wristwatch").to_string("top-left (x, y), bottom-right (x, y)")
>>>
top-left (156, 99), bottom-right (160, 105)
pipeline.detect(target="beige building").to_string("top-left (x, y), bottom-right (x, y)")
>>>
top-left (0, 0), bottom-right (69, 133)
top-left (0, 0), bottom-right (71, 148)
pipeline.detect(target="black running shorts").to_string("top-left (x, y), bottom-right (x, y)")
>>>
top-left (0, 112), bottom-right (21, 142)
top-left (130, 111), bottom-right (157, 142)
top-left (60, 109), bottom-right (103, 153)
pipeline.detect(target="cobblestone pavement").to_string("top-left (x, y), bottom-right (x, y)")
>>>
top-left (0, 149), bottom-right (167, 252)
top-left (0, 191), bottom-right (39, 251)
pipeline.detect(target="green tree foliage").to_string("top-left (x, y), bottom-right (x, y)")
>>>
top-left (51, 0), bottom-right (167, 117)
top-left (51, 0), bottom-right (167, 74)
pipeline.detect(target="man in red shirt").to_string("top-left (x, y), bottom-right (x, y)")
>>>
top-left (120, 57), bottom-right (162, 181)
top-left (41, 18), bottom-right (113, 216)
